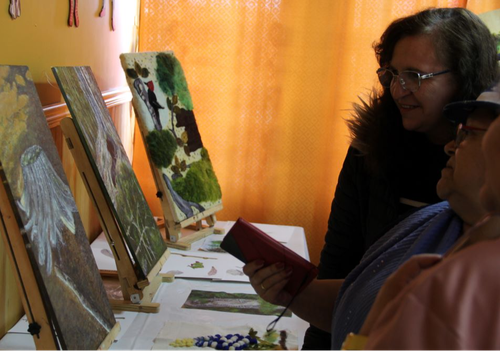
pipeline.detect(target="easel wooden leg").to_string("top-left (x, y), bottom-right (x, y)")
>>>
top-left (161, 214), bottom-right (225, 250)
top-left (103, 272), bottom-right (174, 313)
top-left (97, 322), bottom-right (121, 350)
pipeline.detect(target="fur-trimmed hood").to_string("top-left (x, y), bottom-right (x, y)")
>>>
top-left (345, 89), bottom-right (403, 176)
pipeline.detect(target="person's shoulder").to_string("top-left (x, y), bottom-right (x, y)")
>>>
top-left (410, 237), bottom-right (500, 298)
top-left (446, 237), bottom-right (500, 272)
top-left (338, 146), bottom-right (368, 175)
top-left (403, 238), bottom-right (500, 349)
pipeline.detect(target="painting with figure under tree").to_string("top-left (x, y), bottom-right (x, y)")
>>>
top-left (52, 66), bottom-right (167, 278)
top-left (120, 51), bottom-right (222, 225)
top-left (0, 65), bottom-right (116, 349)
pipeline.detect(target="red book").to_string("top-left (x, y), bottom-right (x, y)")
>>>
top-left (221, 218), bottom-right (318, 297)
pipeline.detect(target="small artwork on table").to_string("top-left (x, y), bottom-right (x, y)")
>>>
top-left (182, 290), bottom-right (292, 317)
top-left (199, 235), bottom-right (226, 253)
top-left (52, 66), bottom-right (167, 278)
top-left (120, 51), bottom-right (222, 224)
top-left (0, 65), bottom-right (115, 349)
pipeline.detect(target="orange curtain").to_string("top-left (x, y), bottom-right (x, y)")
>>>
top-left (467, 0), bottom-right (500, 13)
top-left (136, 0), bottom-right (499, 264)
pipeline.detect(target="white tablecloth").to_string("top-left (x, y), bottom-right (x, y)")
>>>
top-left (0, 221), bottom-right (311, 350)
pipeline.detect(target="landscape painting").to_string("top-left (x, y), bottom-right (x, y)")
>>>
top-left (0, 65), bottom-right (115, 349)
top-left (182, 290), bottom-right (292, 317)
top-left (120, 51), bottom-right (222, 224)
top-left (52, 66), bottom-right (167, 278)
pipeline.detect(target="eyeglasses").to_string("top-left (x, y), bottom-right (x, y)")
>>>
top-left (377, 68), bottom-right (451, 92)
top-left (454, 123), bottom-right (487, 147)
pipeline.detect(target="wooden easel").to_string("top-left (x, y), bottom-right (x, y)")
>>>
top-left (162, 214), bottom-right (224, 250)
top-left (0, 167), bottom-right (120, 350)
top-left (156, 192), bottom-right (225, 251)
top-left (60, 117), bottom-right (171, 313)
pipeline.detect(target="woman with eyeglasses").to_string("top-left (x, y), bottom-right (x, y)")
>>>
top-left (240, 7), bottom-right (498, 350)
top-left (302, 7), bottom-right (498, 349)
top-left (341, 80), bottom-right (500, 349)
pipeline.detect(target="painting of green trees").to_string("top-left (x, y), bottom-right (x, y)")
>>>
top-left (121, 51), bottom-right (222, 224)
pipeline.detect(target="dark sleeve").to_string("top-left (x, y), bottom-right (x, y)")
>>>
top-left (318, 147), bottom-right (365, 280)
top-left (302, 148), bottom-right (366, 350)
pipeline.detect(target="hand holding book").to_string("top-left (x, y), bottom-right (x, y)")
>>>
top-left (220, 218), bottom-right (318, 297)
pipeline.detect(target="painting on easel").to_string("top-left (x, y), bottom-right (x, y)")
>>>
top-left (120, 52), bottom-right (223, 243)
top-left (0, 65), bottom-right (116, 349)
top-left (52, 66), bottom-right (167, 278)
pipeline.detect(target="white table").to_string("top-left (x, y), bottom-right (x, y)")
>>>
top-left (0, 221), bottom-right (310, 350)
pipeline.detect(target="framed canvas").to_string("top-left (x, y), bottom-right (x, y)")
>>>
top-left (0, 65), bottom-right (117, 349)
top-left (120, 52), bottom-right (223, 243)
top-left (52, 66), bottom-right (167, 280)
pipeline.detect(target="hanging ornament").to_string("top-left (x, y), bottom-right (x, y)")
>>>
top-left (99, 0), bottom-right (105, 17)
top-left (110, 0), bottom-right (115, 31)
top-left (68, 0), bottom-right (79, 27)
top-left (9, 0), bottom-right (21, 19)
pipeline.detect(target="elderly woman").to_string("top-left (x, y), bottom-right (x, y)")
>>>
top-left (346, 80), bottom-right (500, 350)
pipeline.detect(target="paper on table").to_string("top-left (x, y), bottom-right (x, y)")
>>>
top-left (91, 233), bottom-right (117, 271)
top-left (159, 250), bottom-right (249, 282)
top-left (7, 316), bottom-right (29, 334)
top-left (91, 230), bottom-right (249, 282)
top-left (4, 310), bottom-right (135, 343)
top-left (160, 251), bottom-right (224, 280)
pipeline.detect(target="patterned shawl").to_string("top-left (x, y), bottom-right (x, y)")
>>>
top-left (331, 201), bottom-right (462, 349)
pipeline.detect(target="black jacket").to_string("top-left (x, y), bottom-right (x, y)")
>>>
top-left (303, 92), bottom-right (450, 349)
top-left (320, 91), bottom-right (450, 278)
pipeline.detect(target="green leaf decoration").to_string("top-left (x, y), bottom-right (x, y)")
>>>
top-left (171, 165), bottom-right (180, 175)
top-left (189, 261), bottom-right (204, 269)
top-left (126, 68), bottom-right (138, 79)
top-left (171, 148), bottom-right (222, 202)
top-left (155, 53), bottom-right (193, 110)
top-left (145, 129), bottom-right (177, 168)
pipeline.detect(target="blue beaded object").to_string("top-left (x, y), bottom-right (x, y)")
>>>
top-left (193, 332), bottom-right (258, 350)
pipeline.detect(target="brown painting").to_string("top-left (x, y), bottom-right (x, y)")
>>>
top-left (0, 65), bottom-right (115, 349)
top-left (120, 52), bottom-right (222, 224)
top-left (52, 66), bottom-right (167, 278)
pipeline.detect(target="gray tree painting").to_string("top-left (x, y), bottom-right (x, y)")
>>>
top-left (0, 65), bottom-right (115, 349)
top-left (52, 66), bottom-right (167, 278)
top-left (120, 51), bottom-right (222, 223)
top-left (17, 145), bottom-right (113, 331)
top-left (17, 145), bottom-right (78, 275)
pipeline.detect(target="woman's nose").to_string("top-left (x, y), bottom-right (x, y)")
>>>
top-left (390, 78), bottom-right (412, 100)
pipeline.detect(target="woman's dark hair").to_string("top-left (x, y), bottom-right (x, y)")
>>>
top-left (374, 7), bottom-right (498, 101)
